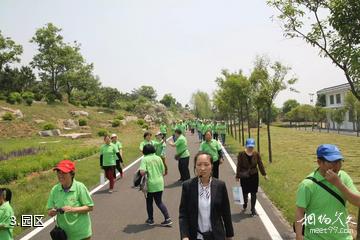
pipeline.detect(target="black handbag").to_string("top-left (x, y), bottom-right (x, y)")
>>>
top-left (198, 230), bottom-right (214, 240)
top-left (50, 216), bottom-right (67, 240)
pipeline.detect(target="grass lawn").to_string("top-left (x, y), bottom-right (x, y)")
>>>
top-left (226, 126), bottom-right (360, 225)
top-left (0, 121), bottom-right (150, 236)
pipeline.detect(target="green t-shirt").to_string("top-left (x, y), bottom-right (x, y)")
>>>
top-left (175, 135), bottom-right (190, 158)
top-left (0, 201), bottom-right (14, 240)
top-left (47, 180), bottom-right (94, 240)
top-left (100, 143), bottom-right (117, 166)
top-left (160, 124), bottom-right (167, 134)
top-left (199, 139), bottom-right (222, 162)
top-left (154, 139), bottom-right (166, 157)
top-left (112, 141), bottom-right (122, 160)
top-left (139, 153), bottom-right (165, 193)
top-left (139, 140), bottom-right (155, 152)
top-left (296, 169), bottom-right (359, 240)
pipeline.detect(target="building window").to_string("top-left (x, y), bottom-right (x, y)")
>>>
top-left (330, 95), bottom-right (334, 105)
top-left (336, 94), bottom-right (341, 104)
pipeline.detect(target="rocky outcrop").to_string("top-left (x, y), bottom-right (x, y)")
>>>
top-left (70, 110), bottom-right (89, 117)
top-left (0, 107), bottom-right (24, 118)
top-left (38, 129), bottom-right (61, 137)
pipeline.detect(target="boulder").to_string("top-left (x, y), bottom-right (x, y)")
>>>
top-left (144, 115), bottom-right (154, 123)
top-left (0, 107), bottom-right (24, 118)
top-left (38, 129), bottom-right (61, 137)
top-left (60, 133), bottom-right (92, 139)
top-left (120, 120), bottom-right (127, 126)
top-left (63, 119), bottom-right (78, 129)
top-left (70, 110), bottom-right (89, 117)
top-left (34, 119), bottom-right (45, 124)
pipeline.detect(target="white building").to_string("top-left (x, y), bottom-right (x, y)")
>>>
top-left (317, 83), bottom-right (356, 131)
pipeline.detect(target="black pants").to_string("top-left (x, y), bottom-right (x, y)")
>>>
top-left (178, 157), bottom-right (190, 181)
top-left (116, 160), bottom-right (123, 175)
top-left (146, 191), bottom-right (169, 220)
top-left (243, 191), bottom-right (257, 212)
top-left (212, 160), bottom-right (220, 178)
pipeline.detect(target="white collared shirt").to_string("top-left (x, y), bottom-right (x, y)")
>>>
top-left (197, 178), bottom-right (212, 240)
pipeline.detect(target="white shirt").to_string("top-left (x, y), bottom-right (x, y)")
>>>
top-left (197, 178), bottom-right (212, 240)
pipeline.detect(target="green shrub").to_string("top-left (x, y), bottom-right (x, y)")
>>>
top-left (142, 123), bottom-right (149, 130)
top-left (43, 123), bottom-right (56, 130)
top-left (34, 92), bottom-right (43, 101)
top-left (97, 129), bottom-right (109, 137)
top-left (7, 92), bottom-right (22, 104)
top-left (2, 112), bottom-right (14, 121)
top-left (137, 119), bottom-right (145, 126)
top-left (0, 93), bottom-right (6, 100)
top-left (22, 92), bottom-right (35, 106)
top-left (112, 119), bottom-right (121, 127)
top-left (79, 119), bottom-right (87, 126)
top-left (115, 114), bottom-right (124, 120)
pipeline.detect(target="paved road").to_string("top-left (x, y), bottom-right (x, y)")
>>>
top-left (19, 132), bottom-right (294, 240)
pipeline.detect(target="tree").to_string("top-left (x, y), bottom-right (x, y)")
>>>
top-left (190, 91), bottom-right (213, 119)
top-left (282, 99), bottom-right (300, 115)
top-left (0, 31), bottom-right (23, 71)
top-left (344, 91), bottom-right (358, 131)
top-left (31, 23), bottom-right (65, 101)
top-left (333, 108), bottom-right (346, 133)
top-left (254, 56), bottom-right (297, 163)
top-left (131, 85), bottom-right (157, 101)
top-left (268, 0), bottom-right (360, 101)
top-left (160, 93), bottom-right (176, 107)
top-left (100, 87), bottom-right (122, 108)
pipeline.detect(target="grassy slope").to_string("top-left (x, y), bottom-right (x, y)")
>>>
top-left (0, 100), bottom-right (151, 236)
top-left (226, 126), bottom-right (360, 224)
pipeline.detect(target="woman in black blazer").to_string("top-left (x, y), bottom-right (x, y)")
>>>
top-left (179, 152), bottom-right (234, 240)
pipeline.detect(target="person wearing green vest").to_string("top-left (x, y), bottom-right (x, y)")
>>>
top-left (139, 132), bottom-right (155, 154)
top-left (0, 188), bottom-right (14, 240)
top-left (199, 130), bottom-right (224, 179)
top-left (169, 129), bottom-right (191, 181)
top-left (295, 144), bottom-right (359, 240)
top-left (218, 121), bottom-right (227, 145)
top-left (197, 120), bottom-right (203, 142)
top-left (139, 144), bottom-right (172, 226)
top-left (47, 160), bottom-right (94, 240)
top-left (160, 122), bottom-right (167, 140)
top-left (111, 133), bottom-right (124, 179)
top-left (213, 121), bottom-right (218, 140)
top-left (100, 135), bottom-right (121, 193)
top-left (155, 132), bottom-right (168, 175)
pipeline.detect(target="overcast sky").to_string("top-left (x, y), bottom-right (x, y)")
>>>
top-left (0, 0), bottom-right (346, 107)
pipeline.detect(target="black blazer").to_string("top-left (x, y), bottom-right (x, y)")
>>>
top-left (179, 177), bottom-right (234, 240)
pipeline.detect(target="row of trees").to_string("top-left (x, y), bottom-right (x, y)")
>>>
top-left (213, 56), bottom-right (297, 163)
top-left (282, 93), bottom-right (360, 136)
top-left (0, 24), bottom-right (184, 112)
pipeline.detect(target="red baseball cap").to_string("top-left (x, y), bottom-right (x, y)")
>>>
top-left (54, 160), bottom-right (75, 173)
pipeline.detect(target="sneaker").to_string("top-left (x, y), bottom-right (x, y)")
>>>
top-left (161, 218), bottom-right (173, 226)
top-left (108, 189), bottom-right (113, 193)
top-left (145, 219), bottom-right (155, 226)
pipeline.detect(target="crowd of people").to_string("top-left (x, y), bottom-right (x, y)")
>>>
top-left (1, 118), bottom-right (360, 240)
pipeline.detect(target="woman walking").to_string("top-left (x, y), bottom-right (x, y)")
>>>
top-left (0, 188), bottom-right (14, 240)
top-left (139, 144), bottom-right (172, 226)
top-left (100, 135), bottom-right (121, 193)
top-left (111, 133), bottom-right (124, 178)
top-left (199, 130), bottom-right (223, 179)
top-left (47, 160), bottom-right (94, 240)
top-left (179, 152), bottom-right (234, 240)
top-left (235, 138), bottom-right (268, 216)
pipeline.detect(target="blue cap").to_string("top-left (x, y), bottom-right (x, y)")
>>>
top-left (316, 144), bottom-right (343, 161)
top-left (245, 138), bottom-right (255, 148)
